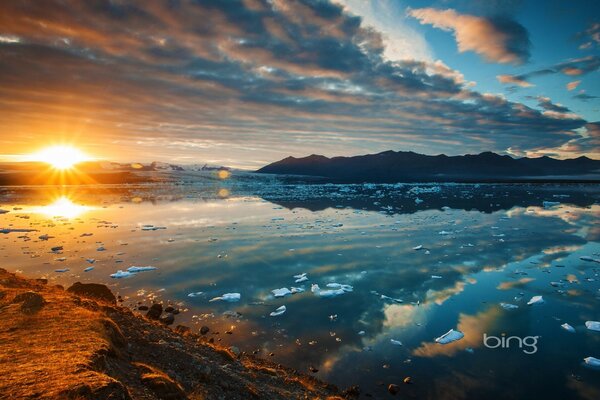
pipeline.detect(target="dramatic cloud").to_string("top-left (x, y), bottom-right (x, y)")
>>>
top-left (497, 56), bottom-right (600, 88)
top-left (566, 80), bottom-right (581, 91)
top-left (0, 0), bottom-right (592, 166)
top-left (408, 7), bottom-right (530, 64)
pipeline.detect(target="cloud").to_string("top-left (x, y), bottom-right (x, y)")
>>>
top-left (573, 92), bottom-right (599, 102)
top-left (566, 80), bottom-right (581, 91)
top-left (0, 0), bottom-right (592, 166)
top-left (497, 74), bottom-right (533, 87)
top-left (408, 7), bottom-right (530, 64)
top-left (577, 22), bottom-right (600, 50)
top-left (335, 0), bottom-right (433, 62)
top-left (532, 96), bottom-right (572, 114)
top-left (497, 56), bottom-right (600, 88)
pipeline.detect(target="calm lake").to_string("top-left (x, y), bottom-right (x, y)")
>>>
top-left (1, 174), bottom-right (599, 399)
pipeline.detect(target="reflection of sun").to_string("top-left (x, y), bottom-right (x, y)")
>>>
top-left (217, 169), bottom-right (231, 179)
top-left (34, 196), bottom-right (93, 219)
top-left (32, 145), bottom-right (90, 170)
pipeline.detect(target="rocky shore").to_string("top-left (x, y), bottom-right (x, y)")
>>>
top-left (0, 268), bottom-right (356, 399)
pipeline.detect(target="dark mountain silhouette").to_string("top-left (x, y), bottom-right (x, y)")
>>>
top-left (256, 151), bottom-right (600, 182)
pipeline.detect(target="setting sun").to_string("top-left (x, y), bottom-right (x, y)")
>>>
top-left (32, 145), bottom-right (89, 169)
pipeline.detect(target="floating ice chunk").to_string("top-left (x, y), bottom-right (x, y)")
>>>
top-left (188, 292), bottom-right (203, 297)
top-left (527, 295), bottom-right (544, 305)
top-left (561, 323), bottom-right (575, 333)
top-left (84, 267), bottom-right (94, 272)
top-left (438, 231), bottom-right (451, 235)
top-left (55, 268), bottom-right (69, 273)
top-left (311, 284), bottom-right (346, 298)
top-left (290, 287), bottom-right (305, 294)
top-left (209, 293), bottom-right (241, 302)
top-left (110, 270), bottom-right (135, 278)
top-left (86, 258), bottom-right (96, 264)
top-left (584, 357), bottom-right (600, 368)
top-left (272, 288), bottom-right (292, 298)
top-left (141, 225), bottom-right (167, 231)
top-left (127, 266), bottom-right (157, 272)
top-left (381, 294), bottom-right (403, 303)
top-left (294, 273), bottom-right (309, 283)
top-left (543, 201), bottom-right (560, 209)
top-left (500, 303), bottom-right (519, 310)
top-left (413, 245), bottom-right (423, 251)
top-left (580, 256), bottom-right (600, 263)
top-left (270, 305), bottom-right (286, 317)
top-left (414, 197), bottom-right (423, 204)
top-left (325, 283), bottom-right (353, 292)
top-left (435, 329), bottom-right (464, 344)
top-left (96, 246), bottom-right (106, 251)
top-left (0, 228), bottom-right (37, 234)
top-left (431, 275), bottom-right (442, 279)
top-left (585, 321), bottom-right (600, 331)
top-left (358, 330), bottom-right (366, 336)
top-left (390, 339), bottom-right (403, 346)
top-left (294, 273), bottom-right (307, 279)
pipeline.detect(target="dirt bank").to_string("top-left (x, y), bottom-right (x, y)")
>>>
top-left (0, 268), bottom-right (357, 399)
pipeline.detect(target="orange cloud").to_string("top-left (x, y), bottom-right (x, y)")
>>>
top-left (408, 8), bottom-right (530, 64)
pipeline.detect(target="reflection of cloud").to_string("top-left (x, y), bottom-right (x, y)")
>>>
top-left (425, 280), bottom-right (467, 305)
top-left (496, 277), bottom-right (534, 290)
top-left (383, 304), bottom-right (426, 329)
top-left (413, 307), bottom-right (501, 357)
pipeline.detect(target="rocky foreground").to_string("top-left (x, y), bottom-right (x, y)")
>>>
top-left (0, 268), bottom-right (356, 399)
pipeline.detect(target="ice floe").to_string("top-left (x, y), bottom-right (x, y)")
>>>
top-left (209, 293), bottom-right (241, 302)
top-left (561, 323), bottom-right (575, 333)
top-left (580, 256), bottom-right (600, 263)
top-left (84, 267), bottom-right (94, 272)
top-left (500, 303), bottom-right (519, 310)
top-left (585, 321), bottom-right (600, 331)
top-left (127, 266), bottom-right (157, 272)
top-left (527, 295), bottom-right (544, 305)
top-left (270, 305), bottom-right (286, 317)
top-left (390, 339), bottom-right (403, 346)
top-left (311, 283), bottom-right (352, 298)
top-left (435, 329), bottom-right (464, 344)
top-left (110, 270), bottom-right (135, 278)
top-left (584, 357), bottom-right (600, 368)
top-left (272, 288), bottom-right (292, 298)
top-left (188, 292), bottom-right (203, 298)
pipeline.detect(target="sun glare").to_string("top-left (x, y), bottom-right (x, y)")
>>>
top-left (34, 196), bottom-right (92, 219)
top-left (32, 145), bottom-right (89, 169)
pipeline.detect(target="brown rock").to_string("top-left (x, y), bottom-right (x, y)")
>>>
top-left (12, 291), bottom-right (46, 314)
top-left (159, 313), bottom-right (175, 325)
top-left (146, 304), bottom-right (162, 320)
top-left (140, 372), bottom-right (186, 400)
top-left (67, 282), bottom-right (116, 304)
top-left (200, 326), bottom-right (210, 335)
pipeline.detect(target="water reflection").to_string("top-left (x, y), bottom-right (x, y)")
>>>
top-left (0, 181), bottom-right (599, 399)
top-left (29, 196), bottom-right (93, 219)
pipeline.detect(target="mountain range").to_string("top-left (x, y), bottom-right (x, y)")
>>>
top-left (256, 151), bottom-right (600, 182)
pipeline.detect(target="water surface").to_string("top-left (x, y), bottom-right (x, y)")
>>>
top-left (1, 177), bottom-right (599, 399)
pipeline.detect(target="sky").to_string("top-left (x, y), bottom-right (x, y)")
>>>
top-left (0, 0), bottom-right (598, 169)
